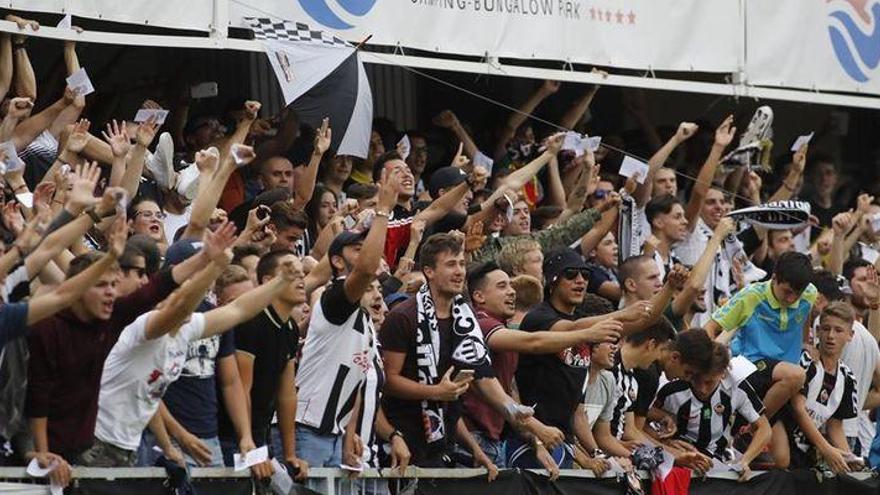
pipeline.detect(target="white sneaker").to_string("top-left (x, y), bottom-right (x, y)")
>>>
top-left (176, 162), bottom-right (201, 202)
top-left (146, 132), bottom-right (175, 190)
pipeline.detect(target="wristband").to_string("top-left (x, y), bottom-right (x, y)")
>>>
top-left (85, 206), bottom-right (102, 224)
top-left (389, 430), bottom-right (404, 441)
top-left (374, 209), bottom-right (390, 219)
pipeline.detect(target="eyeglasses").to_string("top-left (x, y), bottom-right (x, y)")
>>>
top-left (135, 210), bottom-right (167, 220)
top-left (121, 265), bottom-right (147, 278)
top-left (562, 267), bottom-right (589, 280)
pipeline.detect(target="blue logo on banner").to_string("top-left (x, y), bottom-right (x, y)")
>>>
top-left (827, 1), bottom-right (880, 82)
top-left (297, 0), bottom-right (376, 29)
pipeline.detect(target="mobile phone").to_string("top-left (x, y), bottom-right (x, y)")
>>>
top-left (190, 81), bottom-right (218, 100)
top-left (452, 369), bottom-right (474, 384)
top-left (256, 205), bottom-right (270, 220)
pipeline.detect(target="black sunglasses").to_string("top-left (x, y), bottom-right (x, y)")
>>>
top-left (562, 267), bottom-right (589, 280)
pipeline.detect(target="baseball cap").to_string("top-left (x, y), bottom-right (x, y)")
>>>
top-left (328, 230), bottom-right (367, 258)
top-left (163, 238), bottom-right (204, 269)
top-left (543, 247), bottom-right (588, 287)
top-left (384, 292), bottom-right (409, 310)
top-left (428, 166), bottom-right (467, 199)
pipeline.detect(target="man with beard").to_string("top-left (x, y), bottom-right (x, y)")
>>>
top-left (462, 261), bottom-right (623, 472)
top-left (380, 234), bottom-right (534, 474)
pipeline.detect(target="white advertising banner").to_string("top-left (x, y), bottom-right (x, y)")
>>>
top-left (746, 0), bottom-right (880, 95)
top-left (230, 0), bottom-right (741, 72)
top-left (8, 0), bottom-right (215, 32)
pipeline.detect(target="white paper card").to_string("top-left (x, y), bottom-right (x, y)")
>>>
top-left (871, 214), bottom-right (880, 233)
top-left (472, 150), bottom-right (494, 173)
top-left (0, 141), bottom-right (24, 172)
top-left (66, 68), bottom-right (94, 97)
top-left (586, 136), bottom-right (602, 152)
top-left (397, 134), bottom-right (411, 161)
top-left (57, 14), bottom-right (72, 30)
top-left (134, 109), bottom-right (169, 125)
top-left (340, 462), bottom-right (364, 472)
top-left (727, 355), bottom-right (757, 386)
top-left (16, 192), bottom-right (33, 209)
top-left (234, 445), bottom-right (269, 471)
top-left (655, 449), bottom-right (675, 482)
top-left (562, 131), bottom-right (586, 156)
top-left (270, 458), bottom-right (294, 494)
top-left (860, 242), bottom-right (880, 264)
top-left (27, 457), bottom-right (57, 477)
top-left (790, 132), bottom-right (814, 152)
top-left (619, 156), bottom-right (649, 184)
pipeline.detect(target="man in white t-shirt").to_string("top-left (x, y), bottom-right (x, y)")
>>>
top-left (80, 223), bottom-right (299, 467)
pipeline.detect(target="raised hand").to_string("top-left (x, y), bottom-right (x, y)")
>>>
top-left (32, 182), bottom-right (56, 212)
top-left (857, 193), bottom-right (875, 215)
top-left (96, 187), bottom-right (128, 217)
top-left (135, 115), bottom-right (160, 147)
top-left (793, 142), bottom-right (808, 174)
top-left (674, 122), bottom-right (699, 143)
top-left (714, 217), bottom-right (736, 238)
top-left (450, 142), bottom-right (469, 168)
top-left (1, 201), bottom-right (24, 235)
top-left (278, 259), bottom-right (300, 283)
top-left (714, 115), bottom-right (736, 147)
top-left (314, 117), bottom-right (332, 155)
top-left (203, 221), bottom-right (237, 265)
top-left (67, 162), bottom-right (101, 213)
top-left (195, 147), bottom-right (220, 176)
top-left (864, 266), bottom-right (880, 308)
top-left (433, 110), bottom-right (460, 129)
top-left (832, 210), bottom-right (855, 236)
top-left (377, 166), bottom-right (401, 213)
top-left (244, 100), bottom-right (262, 120)
top-left (666, 264), bottom-right (690, 290)
top-left (464, 220), bottom-right (486, 254)
top-left (545, 132), bottom-right (565, 155)
top-left (541, 80), bottom-right (561, 95)
top-left (65, 119), bottom-right (92, 154)
top-left (619, 300), bottom-right (652, 323)
top-left (107, 215), bottom-right (128, 258)
top-left (8, 97), bottom-right (33, 119)
top-left (102, 120), bottom-right (131, 158)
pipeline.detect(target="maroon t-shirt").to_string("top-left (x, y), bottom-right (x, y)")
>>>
top-left (461, 311), bottom-right (518, 441)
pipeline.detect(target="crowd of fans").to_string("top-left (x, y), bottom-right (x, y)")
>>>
top-left (1, 13), bottom-right (880, 494)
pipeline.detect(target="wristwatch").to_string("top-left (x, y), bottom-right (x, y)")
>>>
top-left (389, 430), bottom-right (404, 442)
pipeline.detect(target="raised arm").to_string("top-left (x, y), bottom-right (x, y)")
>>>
top-left (293, 118), bottom-right (330, 210)
top-left (10, 27), bottom-right (36, 100)
top-left (254, 107), bottom-right (299, 161)
top-left (343, 167), bottom-right (399, 302)
top-left (559, 71), bottom-right (605, 130)
top-left (829, 211), bottom-right (855, 276)
top-left (144, 222), bottom-right (236, 340)
top-left (684, 116), bottom-right (735, 233)
top-left (488, 319), bottom-right (622, 354)
top-left (673, 218), bottom-right (734, 318)
top-left (101, 120), bottom-right (131, 188)
top-left (0, 34), bottom-right (11, 101)
top-left (182, 147), bottom-right (234, 240)
top-left (121, 116), bottom-right (160, 199)
top-left (26, 216), bottom-right (126, 325)
top-left (494, 81), bottom-right (558, 159)
top-left (579, 193), bottom-right (621, 255)
top-left (635, 123), bottom-right (698, 207)
top-left (767, 144), bottom-right (807, 203)
top-left (434, 110), bottom-right (479, 160)
top-left (12, 94), bottom-right (68, 152)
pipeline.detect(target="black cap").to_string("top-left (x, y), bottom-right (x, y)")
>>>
top-left (543, 247), bottom-right (587, 287)
top-left (328, 230), bottom-right (367, 258)
top-left (163, 238), bottom-right (204, 269)
top-left (429, 167), bottom-right (467, 199)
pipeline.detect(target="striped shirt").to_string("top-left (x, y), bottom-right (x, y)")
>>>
top-left (653, 364), bottom-right (765, 460)
top-left (791, 351), bottom-right (858, 453)
top-left (609, 357), bottom-right (639, 439)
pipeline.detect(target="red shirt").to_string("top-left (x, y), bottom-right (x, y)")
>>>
top-left (461, 311), bottom-right (518, 441)
top-left (383, 204), bottom-right (414, 270)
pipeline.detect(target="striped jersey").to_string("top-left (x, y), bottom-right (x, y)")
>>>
top-left (791, 351), bottom-right (858, 452)
top-left (609, 357), bottom-right (639, 439)
top-left (653, 360), bottom-right (765, 460)
top-left (296, 279), bottom-right (379, 436)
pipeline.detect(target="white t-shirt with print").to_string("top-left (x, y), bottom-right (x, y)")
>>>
top-left (95, 312), bottom-right (206, 450)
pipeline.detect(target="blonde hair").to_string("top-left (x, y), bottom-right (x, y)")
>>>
top-left (497, 238), bottom-right (541, 276)
top-left (215, 265), bottom-right (251, 298)
top-left (510, 274), bottom-right (543, 311)
top-left (820, 300), bottom-right (855, 326)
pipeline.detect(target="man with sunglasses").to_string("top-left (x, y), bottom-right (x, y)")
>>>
top-left (117, 245), bottom-right (149, 297)
top-left (511, 248), bottom-right (652, 470)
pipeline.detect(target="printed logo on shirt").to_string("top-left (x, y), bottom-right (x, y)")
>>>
top-left (559, 345), bottom-right (591, 369)
top-left (352, 350), bottom-right (373, 373)
top-left (180, 335), bottom-right (220, 378)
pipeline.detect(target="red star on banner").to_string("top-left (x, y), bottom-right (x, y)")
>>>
top-left (615, 10), bottom-right (624, 23)
top-left (627, 10), bottom-right (636, 24)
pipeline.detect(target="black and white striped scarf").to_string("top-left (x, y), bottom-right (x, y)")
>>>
top-left (415, 283), bottom-right (489, 444)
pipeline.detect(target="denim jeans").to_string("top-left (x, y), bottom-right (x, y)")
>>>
top-left (452, 431), bottom-right (507, 468)
top-left (137, 430), bottom-right (224, 467)
top-left (295, 424), bottom-right (343, 468)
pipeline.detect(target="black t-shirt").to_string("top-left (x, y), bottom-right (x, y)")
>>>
top-left (218, 306), bottom-right (299, 446)
top-left (632, 365), bottom-right (660, 417)
top-left (377, 298), bottom-right (461, 466)
top-left (515, 300), bottom-right (590, 440)
top-left (321, 278), bottom-right (361, 324)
